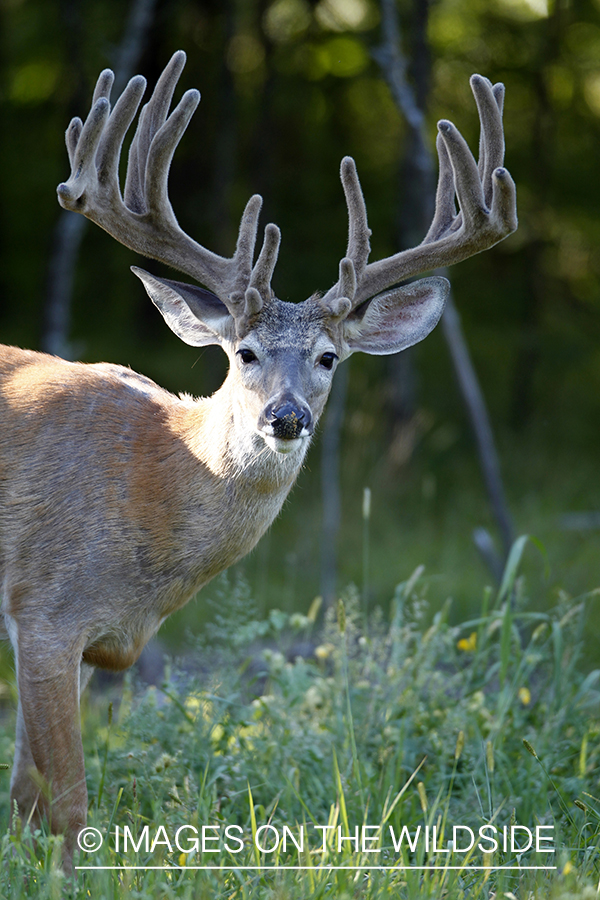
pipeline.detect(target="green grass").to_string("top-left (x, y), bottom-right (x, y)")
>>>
top-left (1, 540), bottom-right (600, 898)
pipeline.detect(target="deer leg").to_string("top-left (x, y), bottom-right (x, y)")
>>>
top-left (9, 698), bottom-right (41, 829)
top-left (5, 615), bottom-right (41, 830)
top-left (9, 625), bottom-right (88, 872)
top-left (10, 661), bottom-right (95, 829)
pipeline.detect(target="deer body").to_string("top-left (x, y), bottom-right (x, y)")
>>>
top-left (1, 51), bottom-right (517, 870)
top-left (0, 336), bottom-right (313, 666)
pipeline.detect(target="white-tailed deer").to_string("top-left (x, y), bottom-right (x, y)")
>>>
top-left (0, 51), bottom-right (516, 869)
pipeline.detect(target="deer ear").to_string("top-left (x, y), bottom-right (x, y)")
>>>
top-left (132, 267), bottom-right (234, 346)
top-left (343, 276), bottom-right (449, 356)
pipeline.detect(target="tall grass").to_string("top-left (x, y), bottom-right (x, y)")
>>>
top-left (1, 539), bottom-right (600, 898)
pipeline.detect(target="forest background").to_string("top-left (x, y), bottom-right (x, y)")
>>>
top-left (1, 0), bottom-right (599, 661)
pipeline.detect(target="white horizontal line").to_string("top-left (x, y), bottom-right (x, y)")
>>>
top-left (76, 865), bottom-right (558, 872)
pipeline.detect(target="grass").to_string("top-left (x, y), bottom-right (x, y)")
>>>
top-left (1, 539), bottom-right (600, 898)
top-left (164, 405), bottom-right (600, 665)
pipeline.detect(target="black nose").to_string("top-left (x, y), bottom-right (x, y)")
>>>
top-left (263, 399), bottom-right (312, 439)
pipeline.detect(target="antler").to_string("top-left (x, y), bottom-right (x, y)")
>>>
top-left (57, 51), bottom-right (279, 318)
top-left (321, 75), bottom-right (517, 313)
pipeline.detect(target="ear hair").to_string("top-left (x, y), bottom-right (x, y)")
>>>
top-left (132, 267), bottom-right (234, 347)
top-left (342, 276), bottom-right (449, 356)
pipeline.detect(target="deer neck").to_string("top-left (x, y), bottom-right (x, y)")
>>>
top-left (188, 375), bottom-right (310, 490)
top-left (158, 374), bottom-right (310, 597)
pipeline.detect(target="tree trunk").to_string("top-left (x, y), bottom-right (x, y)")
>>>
top-left (375, 0), bottom-right (515, 567)
top-left (42, 0), bottom-right (159, 357)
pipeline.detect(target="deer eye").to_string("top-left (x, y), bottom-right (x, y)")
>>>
top-left (319, 352), bottom-right (337, 370)
top-left (238, 348), bottom-right (257, 364)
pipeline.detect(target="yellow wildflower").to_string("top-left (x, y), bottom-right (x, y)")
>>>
top-left (457, 632), bottom-right (477, 652)
top-left (518, 687), bottom-right (531, 705)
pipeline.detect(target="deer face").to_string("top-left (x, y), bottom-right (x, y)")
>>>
top-left (230, 298), bottom-right (340, 454)
top-left (134, 268), bottom-right (448, 456)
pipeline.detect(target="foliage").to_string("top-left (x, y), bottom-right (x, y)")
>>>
top-left (2, 546), bottom-right (600, 897)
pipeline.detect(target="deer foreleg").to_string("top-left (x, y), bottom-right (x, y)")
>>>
top-left (9, 624), bottom-right (88, 872)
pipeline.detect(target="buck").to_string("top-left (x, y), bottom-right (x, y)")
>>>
top-left (0, 51), bottom-right (516, 868)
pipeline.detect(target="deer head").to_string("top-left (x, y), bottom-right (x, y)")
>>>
top-left (57, 51), bottom-right (516, 458)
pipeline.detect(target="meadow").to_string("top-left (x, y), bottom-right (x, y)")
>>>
top-left (1, 537), bottom-right (600, 899)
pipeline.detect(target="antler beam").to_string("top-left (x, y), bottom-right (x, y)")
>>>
top-left (57, 51), bottom-right (278, 317)
top-left (322, 75), bottom-right (517, 312)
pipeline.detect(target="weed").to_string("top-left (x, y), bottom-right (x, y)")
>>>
top-left (1, 539), bottom-right (599, 898)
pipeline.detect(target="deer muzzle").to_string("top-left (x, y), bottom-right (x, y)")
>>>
top-left (259, 395), bottom-right (313, 448)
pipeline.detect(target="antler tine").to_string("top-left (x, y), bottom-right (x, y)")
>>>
top-left (92, 68), bottom-right (114, 106)
top-left (248, 223), bottom-right (281, 299)
top-left (233, 194), bottom-right (262, 280)
top-left (323, 74), bottom-right (517, 314)
top-left (340, 157), bottom-right (371, 282)
top-left (124, 51), bottom-right (187, 213)
top-left (224, 194), bottom-right (263, 320)
top-left (319, 159), bottom-right (369, 307)
top-left (319, 257), bottom-right (355, 317)
top-left (338, 257), bottom-right (357, 300)
top-left (57, 51), bottom-right (278, 312)
top-left (471, 75), bottom-right (505, 207)
top-left (144, 90), bottom-right (200, 221)
top-left (478, 81), bottom-right (505, 184)
top-left (437, 119), bottom-right (487, 229)
top-left (492, 82), bottom-right (505, 115)
top-left (423, 131), bottom-right (457, 244)
top-left (59, 98), bottom-right (110, 204)
top-left (65, 117), bottom-right (83, 168)
top-left (96, 75), bottom-right (147, 198)
top-left (232, 223), bottom-right (281, 332)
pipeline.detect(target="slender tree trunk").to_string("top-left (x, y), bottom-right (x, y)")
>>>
top-left (374, 0), bottom-right (515, 567)
top-left (42, 0), bottom-right (158, 357)
top-left (440, 287), bottom-right (515, 558)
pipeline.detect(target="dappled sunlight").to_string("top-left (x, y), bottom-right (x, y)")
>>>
top-left (496, 0), bottom-right (549, 19)
top-left (315, 0), bottom-right (376, 32)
